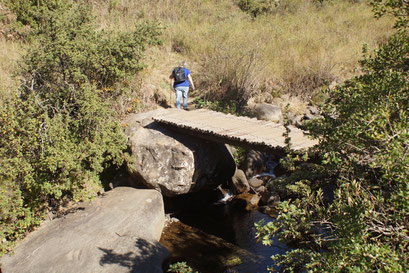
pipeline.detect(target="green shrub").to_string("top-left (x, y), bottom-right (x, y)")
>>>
top-left (22, 1), bottom-right (161, 96)
top-left (0, 0), bottom-right (161, 254)
top-left (238, 0), bottom-right (279, 17)
top-left (256, 7), bottom-right (409, 272)
top-left (168, 262), bottom-right (197, 273)
top-left (4, 0), bottom-right (61, 37)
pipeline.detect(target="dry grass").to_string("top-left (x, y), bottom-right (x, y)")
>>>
top-left (0, 0), bottom-right (395, 110)
top-left (0, 39), bottom-right (23, 97)
top-left (91, 0), bottom-right (393, 104)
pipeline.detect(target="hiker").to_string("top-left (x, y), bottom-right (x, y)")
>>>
top-left (169, 61), bottom-right (195, 110)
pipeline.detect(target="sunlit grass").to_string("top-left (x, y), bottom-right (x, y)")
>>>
top-left (1, 0), bottom-right (394, 106)
top-left (0, 39), bottom-right (23, 98)
top-left (102, 0), bottom-right (393, 99)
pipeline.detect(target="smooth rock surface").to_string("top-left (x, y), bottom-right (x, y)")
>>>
top-left (254, 103), bottom-right (283, 123)
top-left (242, 150), bottom-right (265, 178)
top-left (248, 177), bottom-right (264, 189)
top-left (124, 110), bottom-right (236, 197)
top-left (1, 187), bottom-right (168, 273)
top-left (230, 168), bottom-right (250, 194)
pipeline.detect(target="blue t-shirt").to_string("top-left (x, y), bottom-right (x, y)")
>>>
top-left (173, 67), bottom-right (190, 88)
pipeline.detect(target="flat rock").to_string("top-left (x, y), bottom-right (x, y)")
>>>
top-left (1, 187), bottom-right (169, 273)
top-left (248, 177), bottom-right (264, 188)
top-left (234, 193), bottom-right (261, 210)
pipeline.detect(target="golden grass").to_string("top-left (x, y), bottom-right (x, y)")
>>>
top-left (93, 0), bottom-right (393, 101)
top-left (0, 39), bottom-right (23, 97)
top-left (0, 0), bottom-right (395, 108)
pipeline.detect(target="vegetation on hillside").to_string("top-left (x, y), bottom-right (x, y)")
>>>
top-left (0, 0), bottom-right (401, 268)
top-left (256, 1), bottom-right (409, 271)
top-left (90, 0), bottom-right (393, 110)
top-left (0, 0), bottom-right (161, 253)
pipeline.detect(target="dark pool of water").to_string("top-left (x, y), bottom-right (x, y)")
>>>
top-left (161, 191), bottom-right (287, 273)
top-left (229, 209), bottom-right (287, 272)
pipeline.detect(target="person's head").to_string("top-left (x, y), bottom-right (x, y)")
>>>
top-left (180, 61), bottom-right (187, 67)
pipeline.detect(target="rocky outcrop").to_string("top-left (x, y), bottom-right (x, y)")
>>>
top-left (1, 187), bottom-right (169, 273)
top-left (124, 109), bottom-right (236, 197)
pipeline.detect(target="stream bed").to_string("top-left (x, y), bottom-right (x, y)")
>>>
top-left (160, 192), bottom-right (287, 273)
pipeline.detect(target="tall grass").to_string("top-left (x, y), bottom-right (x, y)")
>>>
top-left (92, 0), bottom-right (393, 104)
top-left (0, 39), bottom-right (23, 98)
top-left (1, 0), bottom-right (394, 107)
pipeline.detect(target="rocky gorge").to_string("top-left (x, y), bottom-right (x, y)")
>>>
top-left (1, 107), bottom-right (302, 273)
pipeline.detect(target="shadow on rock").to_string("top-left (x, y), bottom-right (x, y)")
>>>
top-left (99, 238), bottom-right (169, 273)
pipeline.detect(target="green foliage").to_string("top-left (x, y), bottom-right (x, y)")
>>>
top-left (238, 0), bottom-right (280, 17)
top-left (193, 98), bottom-right (244, 115)
top-left (0, 0), bottom-right (161, 254)
top-left (256, 20), bottom-right (409, 273)
top-left (237, 0), bottom-right (341, 17)
top-left (168, 262), bottom-right (197, 273)
top-left (22, 1), bottom-right (161, 96)
top-left (232, 146), bottom-right (248, 166)
top-left (371, 0), bottom-right (409, 29)
top-left (4, 0), bottom-right (60, 37)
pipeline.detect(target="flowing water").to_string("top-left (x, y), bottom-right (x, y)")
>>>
top-left (161, 189), bottom-right (287, 273)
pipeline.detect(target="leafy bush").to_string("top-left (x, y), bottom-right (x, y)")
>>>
top-left (0, 0), bottom-right (161, 254)
top-left (3, 0), bottom-right (61, 38)
top-left (238, 0), bottom-right (280, 17)
top-left (256, 3), bottom-right (409, 271)
top-left (168, 262), bottom-right (196, 273)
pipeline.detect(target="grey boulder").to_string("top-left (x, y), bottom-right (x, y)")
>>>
top-left (1, 187), bottom-right (168, 273)
top-left (254, 103), bottom-right (283, 123)
top-left (124, 110), bottom-right (236, 197)
top-left (230, 168), bottom-right (250, 194)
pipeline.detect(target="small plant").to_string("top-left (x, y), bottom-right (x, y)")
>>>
top-left (168, 262), bottom-right (196, 273)
top-left (237, 0), bottom-right (279, 17)
top-left (232, 146), bottom-right (247, 166)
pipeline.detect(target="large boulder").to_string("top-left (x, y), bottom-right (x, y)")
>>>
top-left (230, 168), bottom-right (250, 194)
top-left (124, 109), bottom-right (236, 197)
top-left (241, 150), bottom-right (265, 178)
top-left (254, 103), bottom-right (283, 123)
top-left (1, 187), bottom-right (169, 273)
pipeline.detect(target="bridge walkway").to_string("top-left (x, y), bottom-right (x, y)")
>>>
top-left (154, 109), bottom-right (318, 152)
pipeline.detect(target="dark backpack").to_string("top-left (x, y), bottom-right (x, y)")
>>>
top-left (173, 67), bottom-right (187, 82)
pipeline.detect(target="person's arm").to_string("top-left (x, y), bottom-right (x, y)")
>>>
top-left (188, 74), bottom-right (195, 90)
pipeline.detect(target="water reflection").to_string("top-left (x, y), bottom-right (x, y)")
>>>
top-left (161, 196), bottom-right (287, 273)
top-left (231, 210), bottom-right (287, 272)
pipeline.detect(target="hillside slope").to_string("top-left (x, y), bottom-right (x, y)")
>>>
top-left (92, 0), bottom-right (393, 110)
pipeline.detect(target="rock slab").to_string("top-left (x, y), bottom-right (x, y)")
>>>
top-left (1, 187), bottom-right (168, 273)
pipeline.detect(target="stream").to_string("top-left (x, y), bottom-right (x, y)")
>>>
top-left (160, 189), bottom-right (288, 273)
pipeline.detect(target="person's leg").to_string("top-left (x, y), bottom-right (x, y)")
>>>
top-left (182, 87), bottom-right (189, 110)
top-left (175, 87), bottom-right (182, 109)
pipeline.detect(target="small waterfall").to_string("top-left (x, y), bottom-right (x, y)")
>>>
top-left (216, 185), bottom-right (234, 204)
top-left (251, 160), bottom-right (278, 179)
